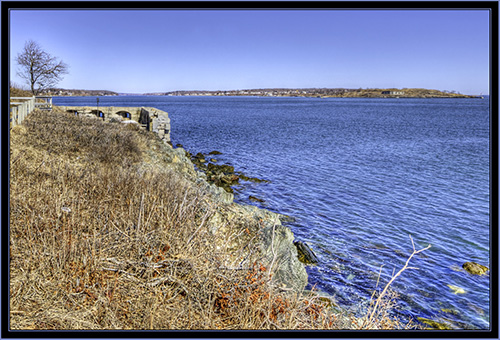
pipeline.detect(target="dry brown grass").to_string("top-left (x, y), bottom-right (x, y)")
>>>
top-left (9, 108), bottom-right (423, 330)
top-left (10, 83), bottom-right (33, 97)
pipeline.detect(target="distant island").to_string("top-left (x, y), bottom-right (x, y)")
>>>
top-left (151, 88), bottom-right (483, 98)
top-left (40, 87), bottom-right (482, 98)
top-left (40, 88), bottom-right (120, 96)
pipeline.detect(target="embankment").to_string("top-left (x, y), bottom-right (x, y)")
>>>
top-left (10, 107), bottom-right (337, 330)
top-left (143, 127), bottom-right (310, 292)
top-left (10, 106), bottom-right (429, 330)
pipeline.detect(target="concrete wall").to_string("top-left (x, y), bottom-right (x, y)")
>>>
top-left (60, 106), bottom-right (171, 143)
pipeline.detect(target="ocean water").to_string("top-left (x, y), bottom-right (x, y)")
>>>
top-left (53, 95), bottom-right (491, 329)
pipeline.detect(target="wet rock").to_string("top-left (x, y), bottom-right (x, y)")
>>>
top-left (221, 185), bottom-right (233, 193)
top-left (249, 195), bottom-right (265, 203)
top-left (239, 173), bottom-right (250, 181)
top-left (328, 263), bottom-right (343, 273)
top-left (207, 163), bottom-right (234, 175)
top-left (417, 317), bottom-right (453, 330)
top-left (366, 243), bottom-right (389, 250)
top-left (447, 284), bottom-right (466, 294)
top-left (191, 152), bottom-right (210, 169)
top-left (463, 262), bottom-right (489, 276)
top-left (440, 308), bottom-right (459, 315)
top-left (393, 249), bottom-right (407, 258)
top-left (219, 164), bottom-right (235, 174)
top-left (278, 214), bottom-right (296, 223)
top-left (239, 173), bottom-right (270, 183)
top-left (206, 163), bottom-right (216, 173)
top-left (294, 241), bottom-right (319, 265)
top-left (221, 174), bottom-right (239, 185)
top-left (193, 152), bottom-right (205, 160)
top-left (206, 169), bottom-right (239, 192)
top-left (187, 149), bottom-right (270, 199)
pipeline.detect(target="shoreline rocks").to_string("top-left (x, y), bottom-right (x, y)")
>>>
top-left (163, 144), bottom-right (308, 291)
top-left (188, 149), bottom-right (270, 194)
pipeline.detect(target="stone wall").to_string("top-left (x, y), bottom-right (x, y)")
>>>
top-left (59, 106), bottom-right (171, 143)
top-left (142, 107), bottom-right (171, 143)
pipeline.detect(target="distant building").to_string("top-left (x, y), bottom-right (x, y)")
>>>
top-left (382, 91), bottom-right (405, 95)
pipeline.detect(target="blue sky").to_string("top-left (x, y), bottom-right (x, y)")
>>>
top-left (10, 9), bottom-right (490, 94)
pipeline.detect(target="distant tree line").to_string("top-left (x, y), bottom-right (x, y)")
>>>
top-left (39, 88), bottom-right (119, 96)
top-left (160, 87), bottom-right (478, 98)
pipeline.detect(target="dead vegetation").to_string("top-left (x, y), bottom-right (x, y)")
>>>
top-left (9, 108), bottom-right (425, 330)
top-left (9, 82), bottom-right (33, 97)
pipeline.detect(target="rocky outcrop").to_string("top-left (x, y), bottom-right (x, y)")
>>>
top-left (147, 142), bottom-right (308, 291)
top-left (189, 150), bottom-right (270, 194)
top-left (206, 201), bottom-right (308, 292)
top-left (260, 222), bottom-right (308, 291)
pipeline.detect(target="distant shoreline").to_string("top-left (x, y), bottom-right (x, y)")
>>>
top-left (41, 87), bottom-right (484, 99)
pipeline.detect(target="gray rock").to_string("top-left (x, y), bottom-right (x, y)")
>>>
top-left (259, 222), bottom-right (308, 291)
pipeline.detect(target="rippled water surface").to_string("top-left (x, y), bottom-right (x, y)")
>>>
top-left (54, 95), bottom-right (490, 329)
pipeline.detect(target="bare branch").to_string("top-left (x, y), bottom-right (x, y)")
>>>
top-left (367, 235), bottom-right (431, 325)
top-left (15, 40), bottom-right (69, 95)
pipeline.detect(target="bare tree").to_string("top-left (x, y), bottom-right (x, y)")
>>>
top-left (16, 40), bottom-right (69, 95)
